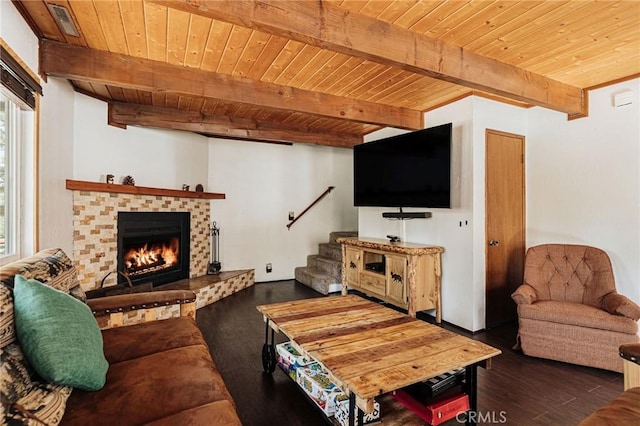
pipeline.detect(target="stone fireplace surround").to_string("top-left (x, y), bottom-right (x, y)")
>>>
top-left (71, 190), bottom-right (210, 291)
top-left (68, 180), bottom-right (255, 317)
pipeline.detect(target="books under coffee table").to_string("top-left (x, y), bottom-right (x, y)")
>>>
top-left (256, 295), bottom-right (501, 426)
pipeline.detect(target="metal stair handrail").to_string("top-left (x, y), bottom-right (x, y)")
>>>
top-left (286, 186), bottom-right (335, 230)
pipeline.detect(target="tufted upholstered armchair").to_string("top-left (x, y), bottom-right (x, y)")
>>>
top-left (511, 244), bottom-right (640, 372)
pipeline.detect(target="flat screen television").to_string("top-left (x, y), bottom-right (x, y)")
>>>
top-left (353, 123), bottom-right (452, 208)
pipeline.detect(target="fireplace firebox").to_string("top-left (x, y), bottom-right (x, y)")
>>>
top-left (117, 212), bottom-right (190, 287)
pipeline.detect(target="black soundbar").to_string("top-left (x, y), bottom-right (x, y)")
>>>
top-left (382, 211), bottom-right (432, 219)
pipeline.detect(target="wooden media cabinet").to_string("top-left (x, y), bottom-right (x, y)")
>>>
top-left (337, 237), bottom-right (444, 322)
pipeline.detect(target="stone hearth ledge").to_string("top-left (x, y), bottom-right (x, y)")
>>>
top-left (93, 270), bottom-right (255, 329)
top-left (161, 269), bottom-right (255, 309)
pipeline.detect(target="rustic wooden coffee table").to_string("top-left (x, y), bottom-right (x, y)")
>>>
top-left (257, 294), bottom-right (501, 426)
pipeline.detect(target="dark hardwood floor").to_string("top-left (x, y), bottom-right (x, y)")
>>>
top-left (196, 281), bottom-right (623, 426)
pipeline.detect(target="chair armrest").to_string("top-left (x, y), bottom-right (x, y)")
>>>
top-left (87, 290), bottom-right (197, 329)
top-left (602, 292), bottom-right (640, 321)
top-left (620, 343), bottom-right (640, 390)
top-left (511, 284), bottom-right (537, 305)
top-left (620, 343), bottom-right (640, 365)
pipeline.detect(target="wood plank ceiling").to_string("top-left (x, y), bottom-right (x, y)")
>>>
top-left (13, 0), bottom-right (640, 147)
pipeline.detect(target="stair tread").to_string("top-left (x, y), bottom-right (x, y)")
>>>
top-left (309, 254), bottom-right (341, 264)
top-left (295, 266), bottom-right (335, 280)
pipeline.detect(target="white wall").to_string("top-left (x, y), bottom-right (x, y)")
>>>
top-left (0, 3), bottom-right (38, 71)
top-left (73, 94), bottom-right (209, 188)
top-left (38, 78), bottom-right (75, 253)
top-left (208, 138), bottom-right (357, 282)
top-left (527, 80), bottom-right (640, 305)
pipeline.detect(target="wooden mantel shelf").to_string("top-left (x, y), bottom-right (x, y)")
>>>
top-left (66, 179), bottom-right (225, 200)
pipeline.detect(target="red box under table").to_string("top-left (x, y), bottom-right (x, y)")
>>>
top-left (391, 389), bottom-right (470, 426)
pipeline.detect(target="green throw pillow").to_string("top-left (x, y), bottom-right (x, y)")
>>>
top-left (13, 274), bottom-right (108, 391)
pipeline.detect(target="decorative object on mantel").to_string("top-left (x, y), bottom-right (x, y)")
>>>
top-left (182, 184), bottom-right (190, 191)
top-left (195, 184), bottom-right (204, 192)
top-left (207, 221), bottom-right (222, 275)
top-left (122, 175), bottom-right (135, 186)
top-left (106, 174), bottom-right (114, 184)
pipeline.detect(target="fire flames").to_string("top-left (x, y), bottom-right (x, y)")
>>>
top-left (124, 239), bottom-right (179, 276)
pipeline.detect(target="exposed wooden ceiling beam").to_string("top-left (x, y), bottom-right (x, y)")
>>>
top-left (108, 102), bottom-right (362, 147)
top-left (39, 40), bottom-right (423, 130)
top-left (152, 0), bottom-right (586, 116)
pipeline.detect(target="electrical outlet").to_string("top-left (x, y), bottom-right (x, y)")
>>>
top-left (266, 263), bottom-right (272, 273)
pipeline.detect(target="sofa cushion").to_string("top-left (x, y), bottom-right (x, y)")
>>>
top-left (0, 344), bottom-right (71, 426)
top-left (1, 249), bottom-right (84, 352)
top-left (579, 387), bottom-right (640, 425)
top-left (63, 344), bottom-right (235, 425)
top-left (101, 316), bottom-right (208, 364)
top-left (518, 300), bottom-right (638, 335)
top-left (0, 345), bottom-right (32, 405)
top-left (14, 275), bottom-right (108, 391)
top-left (0, 248), bottom-right (85, 302)
top-left (144, 400), bottom-right (242, 426)
top-left (0, 284), bottom-right (16, 350)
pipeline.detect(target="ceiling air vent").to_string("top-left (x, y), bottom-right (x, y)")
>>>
top-left (46, 3), bottom-right (80, 37)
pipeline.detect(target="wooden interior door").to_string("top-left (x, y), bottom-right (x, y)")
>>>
top-left (485, 129), bottom-right (525, 328)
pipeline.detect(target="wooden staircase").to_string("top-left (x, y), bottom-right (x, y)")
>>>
top-left (294, 231), bottom-right (357, 295)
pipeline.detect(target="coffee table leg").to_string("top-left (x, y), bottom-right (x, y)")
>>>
top-left (261, 319), bottom-right (277, 373)
top-left (464, 364), bottom-right (478, 426)
top-left (348, 392), bottom-right (356, 426)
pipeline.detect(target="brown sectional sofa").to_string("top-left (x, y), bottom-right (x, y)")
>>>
top-left (579, 343), bottom-right (640, 425)
top-left (1, 248), bottom-right (241, 425)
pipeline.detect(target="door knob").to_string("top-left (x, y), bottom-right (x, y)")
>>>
top-left (489, 240), bottom-right (500, 246)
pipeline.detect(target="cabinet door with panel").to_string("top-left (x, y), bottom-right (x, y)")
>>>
top-left (386, 255), bottom-right (407, 305)
top-left (345, 247), bottom-right (361, 286)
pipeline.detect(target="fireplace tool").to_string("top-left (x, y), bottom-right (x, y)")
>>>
top-left (207, 221), bottom-right (221, 274)
top-left (86, 270), bottom-right (142, 299)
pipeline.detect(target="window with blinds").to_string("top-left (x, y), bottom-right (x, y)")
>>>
top-left (0, 45), bottom-right (42, 110)
top-left (0, 45), bottom-right (39, 262)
